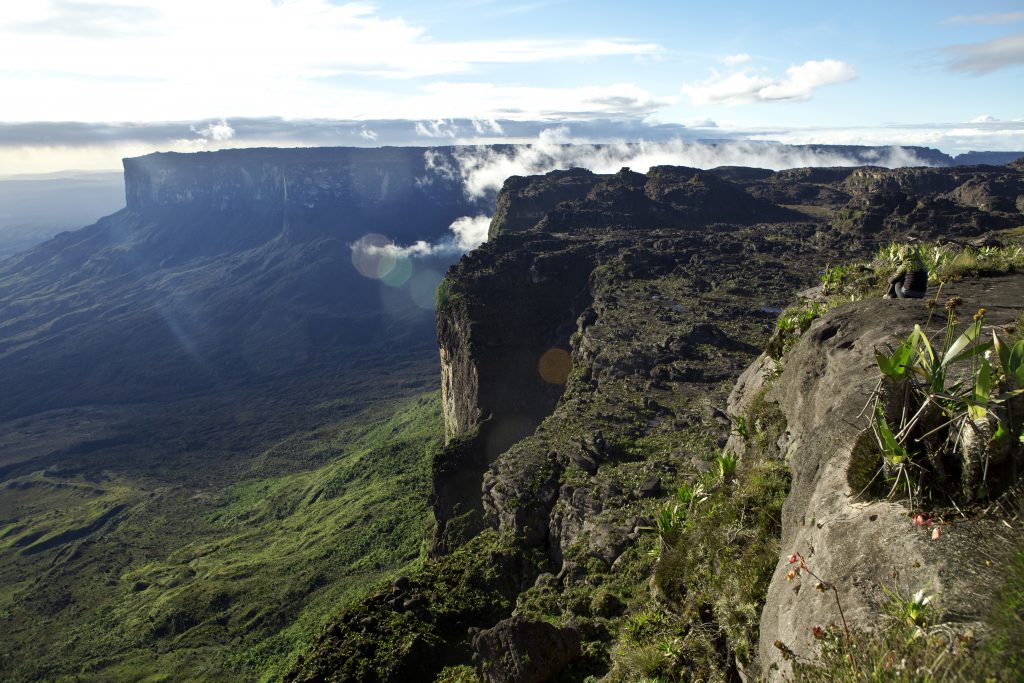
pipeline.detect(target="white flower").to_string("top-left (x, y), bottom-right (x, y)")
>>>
top-left (912, 590), bottom-right (932, 606)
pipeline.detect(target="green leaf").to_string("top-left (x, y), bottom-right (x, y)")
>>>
top-left (970, 357), bottom-right (1000, 420)
top-left (993, 422), bottom-right (1007, 442)
top-left (875, 406), bottom-right (908, 464)
top-left (971, 358), bottom-right (991, 410)
top-left (994, 332), bottom-right (1011, 375)
top-left (1009, 340), bottom-right (1024, 384)
top-left (993, 387), bottom-right (1024, 402)
top-left (917, 326), bottom-right (936, 370)
top-left (943, 319), bottom-right (983, 366)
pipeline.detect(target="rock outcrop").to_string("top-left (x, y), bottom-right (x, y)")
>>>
top-left (753, 275), bottom-right (1024, 678)
top-left (472, 615), bottom-right (582, 683)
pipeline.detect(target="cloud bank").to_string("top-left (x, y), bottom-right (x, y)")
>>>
top-left (448, 129), bottom-right (933, 200)
top-left (5, 115), bottom-right (1024, 177)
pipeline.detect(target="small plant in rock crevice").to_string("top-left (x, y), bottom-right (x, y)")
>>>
top-left (777, 557), bottom-right (971, 683)
top-left (864, 299), bottom-right (1024, 507)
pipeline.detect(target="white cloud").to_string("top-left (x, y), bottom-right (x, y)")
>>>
top-left (350, 214), bottom-right (492, 259)
top-left (415, 119), bottom-right (460, 138)
top-left (942, 12), bottom-right (1024, 26)
top-left (684, 59), bottom-right (857, 106)
top-left (359, 127), bottom-right (378, 142)
top-left (170, 118), bottom-right (236, 149)
top-left (748, 122), bottom-right (1024, 154)
top-left (721, 53), bottom-right (752, 65)
top-left (471, 118), bottom-right (505, 135)
top-left (449, 215), bottom-right (492, 250)
top-left (0, 0), bottom-right (661, 121)
top-left (444, 130), bottom-right (940, 201)
top-left (946, 32), bottom-right (1024, 75)
top-left (418, 81), bottom-right (673, 120)
top-left (194, 119), bottom-right (235, 142)
top-left (970, 114), bottom-right (999, 123)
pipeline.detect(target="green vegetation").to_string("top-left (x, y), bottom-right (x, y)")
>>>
top-left (865, 304), bottom-right (1023, 506)
top-left (0, 392), bottom-right (443, 682)
top-left (435, 277), bottom-right (455, 311)
top-left (791, 548), bottom-right (1024, 682)
top-left (604, 388), bottom-right (790, 682)
top-left (287, 529), bottom-right (543, 682)
top-left (767, 239), bottom-right (1024, 361)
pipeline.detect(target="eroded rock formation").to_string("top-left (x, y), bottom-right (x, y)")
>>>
top-left (292, 160), bottom-right (1024, 682)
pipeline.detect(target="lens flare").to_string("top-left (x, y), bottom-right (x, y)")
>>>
top-left (351, 233), bottom-right (395, 279)
top-left (380, 254), bottom-right (413, 287)
top-left (409, 269), bottom-right (442, 309)
top-left (538, 348), bottom-right (572, 385)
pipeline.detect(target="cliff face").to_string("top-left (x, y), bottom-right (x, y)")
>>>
top-left (0, 147), bottom-right (480, 421)
top-left (290, 160), bottom-right (1024, 683)
top-left (123, 147), bottom-right (473, 243)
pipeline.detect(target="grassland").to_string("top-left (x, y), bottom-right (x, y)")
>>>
top-left (0, 387), bottom-right (443, 682)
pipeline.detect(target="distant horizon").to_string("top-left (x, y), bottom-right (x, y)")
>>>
top-left (2, 121), bottom-right (1024, 178)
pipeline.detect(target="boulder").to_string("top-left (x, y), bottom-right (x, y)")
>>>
top-left (472, 615), bottom-right (582, 683)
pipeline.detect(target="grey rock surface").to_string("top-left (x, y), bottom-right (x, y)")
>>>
top-left (472, 614), bottom-right (582, 683)
top-left (756, 275), bottom-right (1024, 679)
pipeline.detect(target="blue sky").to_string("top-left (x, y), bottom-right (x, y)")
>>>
top-left (1, 0), bottom-right (1022, 173)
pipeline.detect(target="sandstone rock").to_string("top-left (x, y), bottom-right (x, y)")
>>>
top-left (636, 476), bottom-right (662, 498)
top-left (586, 522), bottom-right (630, 565)
top-left (473, 615), bottom-right (582, 683)
top-left (756, 275), bottom-right (1024, 679)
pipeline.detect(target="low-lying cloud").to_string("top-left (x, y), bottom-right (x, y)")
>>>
top-left (448, 128), bottom-right (933, 200)
top-left (171, 119), bottom-right (236, 150)
top-left (351, 215), bottom-right (492, 262)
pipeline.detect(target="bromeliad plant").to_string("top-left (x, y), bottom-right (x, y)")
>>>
top-left (867, 300), bottom-right (1024, 506)
top-left (653, 451), bottom-right (740, 552)
top-left (654, 478), bottom-right (709, 551)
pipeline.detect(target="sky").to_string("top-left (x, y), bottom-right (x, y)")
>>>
top-left (1, 0), bottom-right (1023, 174)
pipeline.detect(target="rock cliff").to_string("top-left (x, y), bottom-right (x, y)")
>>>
top-left (290, 160), bottom-right (1024, 682)
top-left (0, 147), bottom-right (482, 421)
top-left (123, 147), bottom-right (473, 243)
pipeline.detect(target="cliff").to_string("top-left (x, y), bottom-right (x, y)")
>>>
top-left (122, 147), bottom-right (472, 243)
top-left (289, 160), bottom-right (1024, 682)
top-left (746, 275), bottom-right (1024, 678)
top-left (0, 147), bottom-right (482, 421)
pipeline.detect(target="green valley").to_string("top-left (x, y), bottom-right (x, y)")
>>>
top-left (0, 389), bottom-right (443, 682)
